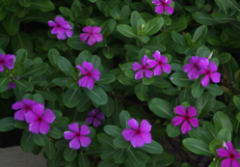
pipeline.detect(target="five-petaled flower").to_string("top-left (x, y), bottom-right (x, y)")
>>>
top-left (172, 106), bottom-right (199, 134)
top-left (48, 16), bottom-right (73, 40)
top-left (64, 123), bottom-right (91, 150)
top-left (152, 0), bottom-right (174, 15)
top-left (147, 50), bottom-right (171, 76)
top-left (122, 118), bottom-right (152, 147)
top-left (217, 141), bottom-right (240, 167)
top-left (79, 26), bottom-right (103, 46)
top-left (0, 53), bottom-right (15, 72)
top-left (76, 61), bottom-right (100, 90)
top-left (132, 55), bottom-right (153, 80)
top-left (12, 99), bottom-right (36, 121)
top-left (198, 59), bottom-right (221, 87)
top-left (85, 109), bottom-right (105, 127)
top-left (25, 104), bottom-right (55, 134)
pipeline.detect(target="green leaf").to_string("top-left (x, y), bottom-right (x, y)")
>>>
top-left (119, 110), bottom-right (131, 129)
top-left (59, 7), bottom-right (73, 20)
top-left (213, 111), bottom-right (233, 132)
top-left (196, 92), bottom-right (216, 118)
top-left (48, 48), bottom-right (60, 67)
top-left (203, 122), bottom-right (218, 140)
top-left (57, 56), bottom-right (74, 76)
top-left (117, 24), bottom-right (137, 38)
top-left (144, 17), bottom-right (164, 36)
top-left (20, 63), bottom-right (48, 78)
top-left (97, 133), bottom-right (117, 150)
top-left (55, 140), bottom-right (69, 150)
top-left (63, 88), bottom-right (81, 108)
top-left (196, 46), bottom-right (210, 58)
top-left (78, 151), bottom-right (90, 167)
top-left (191, 79), bottom-right (204, 98)
top-left (71, 0), bottom-right (82, 18)
top-left (31, 0), bottom-right (55, 12)
top-left (15, 49), bottom-right (27, 64)
top-left (211, 12), bottom-right (235, 23)
top-left (130, 11), bottom-right (142, 31)
top-left (96, 74), bottom-right (116, 84)
top-left (96, 0), bottom-right (109, 16)
top-left (208, 158), bottom-right (221, 167)
top-left (206, 84), bottom-right (223, 96)
top-left (209, 139), bottom-right (222, 156)
top-left (45, 140), bottom-right (56, 159)
top-left (11, 32), bottom-right (33, 54)
top-left (233, 95), bottom-right (240, 110)
top-left (134, 83), bottom-right (149, 101)
top-left (77, 93), bottom-right (92, 112)
top-left (218, 0), bottom-right (240, 11)
top-left (192, 12), bottom-right (218, 25)
top-left (170, 72), bottom-right (193, 87)
top-left (0, 117), bottom-right (15, 132)
top-left (48, 127), bottom-right (63, 139)
top-left (218, 53), bottom-right (231, 64)
top-left (164, 21), bottom-right (187, 32)
top-left (47, 150), bottom-right (63, 167)
top-left (64, 148), bottom-right (77, 161)
top-left (148, 98), bottom-right (174, 120)
top-left (51, 117), bottom-right (69, 127)
top-left (14, 79), bottom-right (34, 92)
top-left (113, 136), bottom-right (130, 149)
top-left (172, 31), bottom-right (187, 46)
top-left (98, 161), bottom-right (115, 167)
top-left (101, 19), bottom-right (117, 38)
top-left (127, 148), bottom-right (149, 167)
top-left (2, 16), bottom-right (20, 36)
top-left (18, 0), bottom-right (32, 7)
top-left (52, 77), bottom-right (69, 87)
top-left (21, 130), bottom-right (35, 152)
top-left (193, 25), bottom-right (208, 43)
top-left (217, 128), bottom-right (232, 142)
top-left (182, 138), bottom-right (212, 156)
top-left (83, 86), bottom-right (108, 105)
top-left (104, 125), bottom-right (122, 137)
top-left (100, 96), bottom-right (114, 117)
top-left (102, 48), bottom-right (115, 59)
top-left (0, 76), bottom-right (11, 93)
top-left (32, 133), bottom-right (48, 146)
top-left (0, 9), bottom-right (6, 21)
top-left (167, 122), bottom-right (181, 137)
top-left (35, 90), bottom-right (57, 101)
top-left (139, 140), bottom-right (163, 154)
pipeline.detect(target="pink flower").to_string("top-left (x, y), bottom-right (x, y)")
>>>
top-left (152, 0), bottom-right (174, 15)
top-left (64, 123), bottom-right (91, 150)
top-left (132, 55), bottom-right (153, 80)
top-left (198, 59), bottom-right (221, 87)
top-left (183, 56), bottom-right (208, 80)
top-left (122, 118), bottom-right (152, 148)
top-left (12, 99), bottom-right (36, 121)
top-left (8, 76), bottom-right (19, 90)
top-left (172, 106), bottom-right (199, 134)
top-left (76, 61), bottom-right (100, 90)
top-left (217, 141), bottom-right (240, 167)
top-left (48, 16), bottom-right (73, 40)
top-left (25, 104), bottom-right (55, 134)
top-left (85, 109), bottom-right (105, 127)
top-left (147, 50), bottom-right (171, 76)
top-left (79, 26), bottom-right (103, 46)
top-left (0, 53), bottom-right (15, 72)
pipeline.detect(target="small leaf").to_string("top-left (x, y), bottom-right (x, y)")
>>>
top-left (139, 140), bottom-right (163, 154)
top-left (117, 24), bottom-right (137, 38)
top-left (0, 117), bottom-right (15, 132)
top-left (83, 86), bottom-right (108, 105)
top-left (104, 125), bottom-right (122, 137)
top-left (64, 148), bottom-right (77, 161)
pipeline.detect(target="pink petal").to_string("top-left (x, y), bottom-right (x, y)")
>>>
top-left (153, 65), bottom-right (162, 76)
top-left (122, 129), bottom-right (136, 141)
top-left (217, 148), bottom-right (230, 158)
top-left (93, 119), bottom-right (101, 127)
top-left (234, 149), bottom-right (240, 159)
top-left (55, 16), bottom-right (64, 25)
top-left (64, 131), bottom-right (75, 140)
top-left (165, 0), bottom-right (172, 5)
top-left (0, 64), bottom-right (4, 72)
top-left (57, 33), bottom-right (66, 40)
top-left (147, 59), bottom-right (158, 68)
top-left (198, 69), bottom-right (207, 75)
top-left (50, 27), bottom-right (59, 34)
top-left (131, 134), bottom-right (144, 147)
top-left (162, 64), bottom-right (171, 73)
top-left (25, 111), bottom-right (38, 124)
top-left (172, 116), bottom-right (185, 126)
top-left (187, 106), bottom-right (197, 117)
top-left (78, 76), bottom-right (89, 87)
top-left (79, 33), bottom-right (90, 42)
top-left (82, 61), bottom-right (93, 72)
top-left (164, 6), bottom-right (174, 15)
top-left (152, 0), bottom-right (161, 5)
top-left (132, 62), bottom-right (142, 71)
top-left (69, 137), bottom-right (80, 149)
top-left (188, 67), bottom-right (199, 80)
top-left (14, 109), bottom-right (26, 121)
top-left (65, 30), bottom-right (73, 38)
top-left (189, 118), bottom-right (199, 127)
top-left (144, 69), bottom-right (153, 78)
top-left (92, 33), bottom-right (103, 42)
top-left (96, 112), bottom-right (105, 120)
top-left (201, 75), bottom-right (210, 87)
top-left (160, 56), bottom-right (168, 64)
top-left (140, 120), bottom-right (151, 132)
top-left (209, 62), bottom-right (218, 72)
top-left (76, 65), bottom-right (87, 75)
top-left (92, 26), bottom-right (101, 33)
top-left (232, 159), bottom-right (240, 167)
top-left (87, 77), bottom-right (95, 90)
top-left (91, 68), bottom-right (100, 81)
top-left (0, 53), bottom-right (4, 59)
top-left (80, 125), bottom-right (90, 135)
top-left (48, 20), bottom-right (57, 27)
top-left (85, 117), bottom-right (93, 125)
top-left (135, 70), bottom-right (143, 80)
top-left (42, 109), bottom-right (55, 124)
top-left (68, 123), bottom-right (79, 133)
top-left (87, 35), bottom-right (96, 46)
top-left (155, 6), bottom-right (164, 14)
top-left (39, 122), bottom-right (50, 134)
top-left (88, 109), bottom-right (98, 116)
top-left (189, 56), bottom-right (199, 64)
top-left (32, 104), bottom-right (44, 117)
top-left (210, 72), bottom-right (221, 83)
top-left (61, 21), bottom-right (72, 29)
top-left (140, 132), bottom-right (152, 144)
top-left (128, 118), bottom-right (139, 130)
top-left (12, 101), bottom-right (25, 110)
top-left (181, 120), bottom-right (192, 134)
top-left (141, 55), bottom-right (149, 66)
top-left (80, 136), bottom-right (91, 147)
top-left (152, 50), bottom-right (161, 61)
top-left (8, 83), bottom-right (16, 89)
top-left (183, 64), bottom-right (193, 73)
top-left (198, 58), bottom-right (209, 69)
top-left (174, 105), bottom-right (186, 116)
top-left (22, 99), bottom-right (35, 106)
top-left (82, 25), bottom-right (92, 33)
top-left (4, 54), bottom-right (15, 69)
top-left (221, 158), bottom-right (231, 167)
top-left (29, 121), bottom-right (40, 134)
top-left (226, 141), bottom-right (234, 153)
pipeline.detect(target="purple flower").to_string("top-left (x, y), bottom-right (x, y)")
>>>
top-left (85, 109), bottom-right (105, 127)
top-left (0, 53), bottom-right (15, 72)
top-left (172, 106), bottom-right (199, 134)
top-left (132, 55), bottom-right (153, 80)
top-left (8, 83), bottom-right (16, 90)
top-left (147, 50), bottom-right (171, 76)
top-left (48, 16), bottom-right (73, 40)
top-left (122, 118), bottom-right (152, 148)
top-left (76, 61), bottom-right (100, 90)
top-left (79, 26), bottom-right (103, 46)
top-left (198, 59), bottom-right (221, 87)
top-left (217, 141), bottom-right (240, 167)
top-left (12, 99), bottom-right (36, 121)
top-left (64, 123), bottom-right (91, 150)
top-left (25, 104), bottom-right (55, 134)
top-left (183, 56), bottom-right (208, 80)
top-left (152, 0), bottom-right (174, 15)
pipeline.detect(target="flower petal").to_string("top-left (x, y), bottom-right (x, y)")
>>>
top-left (181, 120), bottom-right (192, 134)
top-left (189, 56), bottom-right (199, 64)
top-left (152, 0), bottom-right (161, 5)
top-left (198, 69), bottom-right (207, 75)
top-left (153, 65), bottom-right (162, 76)
top-left (0, 64), bottom-right (4, 72)
top-left (232, 159), bottom-right (240, 167)
top-left (88, 109), bottom-right (98, 116)
top-left (162, 64), bottom-right (171, 73)
top-left (122, 129), bottom-right (135, 141)
top-left (50, 27), bottom-right (59, 34)
top-left (82, 61), bottom-right (93, 72)
top-left (65, 30), bottom-right (73, 38)
top-left (96, 112), bottom-right (105, 120)
top-left (164, 6), bottom-right (174, 14)
top-left (188, 106), bottom-right (197, 117)
top-left (29, 121), bottom-right (40, 134)
top-left (4, 54), bottom-right (15, 69)
top-left (55, 16), bottom-right (64, 25)
top-left (128, 118), bottom-right (139, 130)
top-left (140, 120), bottom-right (151, 132)
top-left (152, 50), bottom-right (161, 61)
top-left (80, 124), bottom-right (90, 135)
top-left (131, 134), bottom-right (144, 147)
top-left (22, 99), bottom-right (35, 106)
top-left (76, 65), bottom-right (87, 75)
top-left (68, 123), bottom-right (79, 133)
top-left (42, 109), bottom-right (55, 124)
top-left (160, 56), bottom-right (168, 64)
top-left (12, 101), bottom-right (25, 110)
top-left (25, 111), bottom-right (38, 124)
top-left (64, 131), bottom-right (75, 140)
top-left (61, 21), bottom-right (72, 29)
top-left (147, 59), bottom-right (158, 68)
top-left (69, 137), bottom-right (80, 149)
top-left (92, 33), bottom-right (103, 42)
top-left (82, 26), bottom-right (92, 33)
top-left (57, 33), bottom-right (66, 40)
top-left (201, 75), bottom-right (210, 87)
top-left (32, 104), bottom-right (44, 117)
top-left (234, 149), bottom-right (240, 159)
top-left (187, 67), bottom-right (199, 80)
top-left (87, 77), bottom-right (95, 90)
top-left (92, 26), bottom-right (101, 33)
top-left (135, 70), bottom-right (143, 80)
top-left (198, 58), bottom-right (209, 69)
top-left (165, 0), bottom-right (172, 5)
top-left (189, 118), bottom-right (199, 127)
top-left (209, 62), bottom-right (218, 72)
top-left (39, 122), bottom-right (50, 134)
top-left (183, 64), bottom-right (193, 73)
top-left (80, 136), bottom-right (91, 147)
top-left (140, 132), bottom-right (152, 144)
top-left (141, 55), bottom-right (149, 66)
top-left (174, 105), bottom-right (186, 116)
top-left (155, 5), bottom-right (164, 14)
top-left (132, 62), bottom-right (142, 71)
top-left (92, 68), bottom-right (100, 81)
top-left (226, 141), bottom-right (234, 153)
top-left (144, 69), bottom-right (153, 78)
top-left (210, 72), bottom-right (221, 83)
top-left (78, 76), bottom-right (89, 88)
top-left (217, 148), bottom-right (230, 158)
top-left (172, 116), bottom-right (185, 126)
top-left (48, 20), bottom-right (57, 27)
top-left (93, 119), bottom-right (101, 127)
top-left (14, 109), bottom-right (26, 121)
top-left (79, 33), bottom-right (90, 42)
top-left (221, 158), bottom-right (231, 167)
top-left (87, 35), bottom-right (96, 46)
top-left (85, 117), bottom-right (93, 125)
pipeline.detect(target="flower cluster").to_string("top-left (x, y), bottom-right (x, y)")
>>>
top-left (0, 53), bottom-right (15, 72)
top-left (132, 50), bottom-right (171, 80)
top-left (183, 55), bottom-right (221, 87)
top-left (85, 109), bottom-right (105, 127)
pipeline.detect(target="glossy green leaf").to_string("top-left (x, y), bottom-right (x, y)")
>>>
top-left (64, 148), bottom-right (77, 161)
top-left (45, 140), bottom-right (56, 159)
top-left (83, 86), bottom-right (108, 105)
top-left (213, 111), bottom-right (233, 132)
top-left (139, 140), bottom-right (163, 154)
